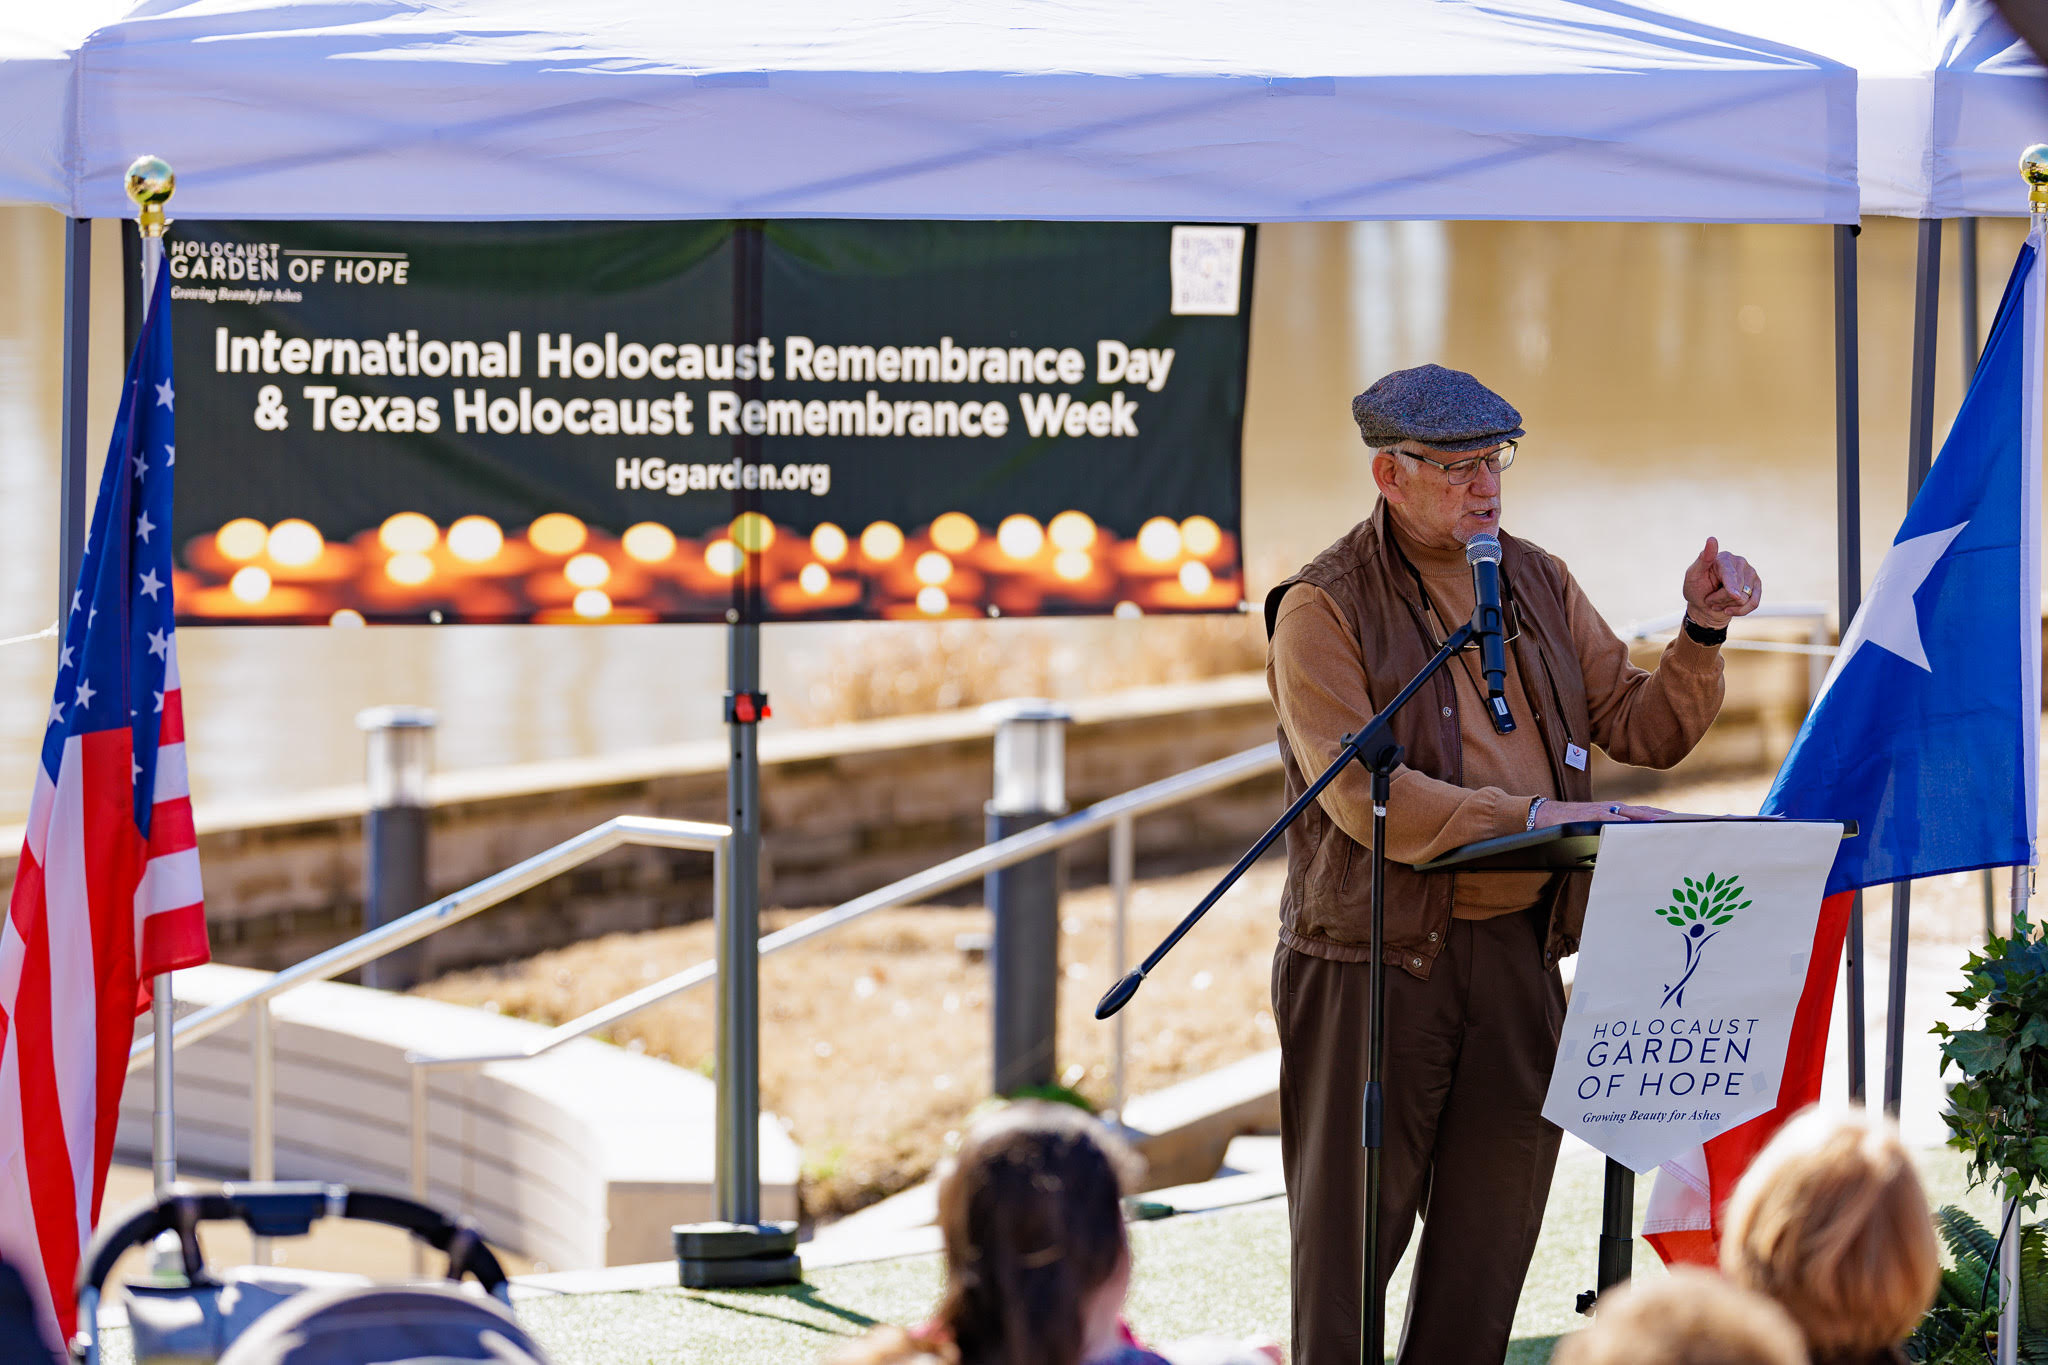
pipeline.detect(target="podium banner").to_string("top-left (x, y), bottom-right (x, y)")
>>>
top-left (1542, 820), bottom-right (1840, 1172)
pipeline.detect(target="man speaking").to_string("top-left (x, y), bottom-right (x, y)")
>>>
top-left (1263, 364), bottom-right (1762, 1364)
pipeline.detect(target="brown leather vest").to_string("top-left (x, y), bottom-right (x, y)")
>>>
top-left (1263, 502), bottom-right (1596, 978)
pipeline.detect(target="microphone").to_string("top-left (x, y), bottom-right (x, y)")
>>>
top-left (1465, 532), bottom-right (1516, 735)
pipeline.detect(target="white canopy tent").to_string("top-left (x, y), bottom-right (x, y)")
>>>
top-left (1, 0), bottom-right (1859, 222)
top-left (1675, 0), bottom-right (2048, 218)
top-left (4, 0), bottom-right (2047, 1338)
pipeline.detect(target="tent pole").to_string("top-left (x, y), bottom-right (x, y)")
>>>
top-left (680, 219), bottom-right (796, 1289)
top-left (1962, 219), bottom-right (1999, 941)
top-left (59, 217), bottom-right (91, 619)
top-left (1962, 217), bottom-right (1982, 375)
top-left (1885, 218), bottom-right (1943, 1117)
top-left (1833, 222), bottom-right (1867, 1103)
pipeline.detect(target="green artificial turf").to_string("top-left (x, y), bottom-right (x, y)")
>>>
top-left (88, 1142), bottom-right (1999, 1365)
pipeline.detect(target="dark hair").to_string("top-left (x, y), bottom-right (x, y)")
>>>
top-left (827, 1101), bottom-right (1142, 1365)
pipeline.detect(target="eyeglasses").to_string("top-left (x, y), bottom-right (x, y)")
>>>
top-left (1397, 440), bottom-right (1518, 486)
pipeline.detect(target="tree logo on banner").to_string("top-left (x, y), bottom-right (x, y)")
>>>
top-left (1652, 873), bottom-right (1748, 1009)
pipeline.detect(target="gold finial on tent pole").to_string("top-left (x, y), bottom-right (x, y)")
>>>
top-left (125, 155), bottom-right (175, 236)
top-left (2021, 144), bottom-right (2048, 215)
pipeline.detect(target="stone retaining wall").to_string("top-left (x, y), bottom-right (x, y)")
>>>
top-left (2, 652), bottom-right (1810, 979)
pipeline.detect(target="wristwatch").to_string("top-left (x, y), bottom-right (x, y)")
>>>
top-left (1526, 796), bottom-right (1546, 830)
top-left (1682, 614), bottom-right (1728, 647)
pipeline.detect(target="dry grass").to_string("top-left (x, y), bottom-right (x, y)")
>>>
top-left (415, 766), bottom-right (2007, 1226)
top-left (416, 857), bottom-right (1287, 1221)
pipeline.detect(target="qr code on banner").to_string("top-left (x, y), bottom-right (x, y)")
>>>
top-left (1170, 225), bottom-right (1246, 315)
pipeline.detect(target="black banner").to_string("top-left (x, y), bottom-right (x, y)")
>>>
top-left (134, 220), bottom-right (1253, 624)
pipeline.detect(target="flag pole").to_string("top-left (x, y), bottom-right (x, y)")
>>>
top-left (126, 155), bottom-right (177, 1198)
top-left (1882, 218), bottom-right (1944, 1116)
top-left (2003, 146), bottom-right (2048, 1365)
top-left (1833, 222), bottom-right (1868, 1101)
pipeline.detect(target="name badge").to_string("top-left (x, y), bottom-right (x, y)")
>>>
top-left (1565, 742), bottom-right (1589, 771)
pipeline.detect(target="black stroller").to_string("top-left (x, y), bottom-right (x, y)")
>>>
top-left (70, 1183), bottom-right (552, 1365)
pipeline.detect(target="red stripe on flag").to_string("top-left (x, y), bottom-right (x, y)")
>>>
top-left (140, 905), bottom-right (209, 982)
top-left (79, 733), bottom-right (147, 1291)
top-left (13, 874), bottom-right (81, 1343)
top-left (157, 690), bottom-right (185, 746)
top-left (146, 796), bottom-right (195, 859)
top-left (1645, 890), bottom-right (1855, 1267)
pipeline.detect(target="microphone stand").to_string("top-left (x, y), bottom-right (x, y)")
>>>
top-left (1097, 619), bottom-right (1477, 1365)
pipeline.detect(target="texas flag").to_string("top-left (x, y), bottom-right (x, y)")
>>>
top-left (1645, 223), bottom-right (2042, 1264)
top-left (0, 243), bottom-right (209, 1346)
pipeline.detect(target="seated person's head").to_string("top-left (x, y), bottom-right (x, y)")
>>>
top-left (1555, 1267), bottom-right (1808, 1365)
top-left (1719, 1107), bottom-right (1938, 1364)
top-left (828, 1100), bottom-right (1143, 1365)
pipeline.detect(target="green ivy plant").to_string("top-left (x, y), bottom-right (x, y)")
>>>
top-left (1935, 911), bottom-right (2048, 1211)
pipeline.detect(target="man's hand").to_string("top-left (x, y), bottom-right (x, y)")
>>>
top-left (1533, 800), bottom-right (1671, 827)
top-left (1682, 536), bottom-right (1762, 630)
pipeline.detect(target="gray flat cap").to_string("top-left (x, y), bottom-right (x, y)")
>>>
top-left (1351, 364), bottom-right (1524, 453)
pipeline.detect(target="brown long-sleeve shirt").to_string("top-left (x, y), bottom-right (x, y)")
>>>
top-left (1267, 522), bottom-right (1725, 918)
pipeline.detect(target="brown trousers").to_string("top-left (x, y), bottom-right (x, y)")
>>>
top-left (1273, 910), bottom-right (1566, 1365)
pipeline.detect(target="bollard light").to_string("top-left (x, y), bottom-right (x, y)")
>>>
top-left (986, 699), bottom-right (1072, 816)
top-left (358, 706), bottom-right (437, 808)
top-left (356, 706), bottom-right (436, 990)
top-left (984, 699), bottom-right (1073, 1096)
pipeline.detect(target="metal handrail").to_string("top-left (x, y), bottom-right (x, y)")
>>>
top-left (1623, 600), bottom-right (1834, 698)
top-left (130, 813), bottom-right (729, 1264)
top-left (129, 815), bottom-right (731, 1071)
top-left (402, 739), bottom-right (1287, 1208)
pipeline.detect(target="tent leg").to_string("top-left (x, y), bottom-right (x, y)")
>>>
top-left (1833, 222), bottom-right (1867, 1102)
top-left (1961, 217), bottom-right (1981, 377)
top-left (678, 221), bottom-right (798, 1290)
top-left (1883, 218), bottom-right (1943, 1117)
top-left (59, 217), bottom-right (90, 618)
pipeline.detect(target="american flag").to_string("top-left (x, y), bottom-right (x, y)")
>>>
top-left (0, 245), bottom-right (209, 1345)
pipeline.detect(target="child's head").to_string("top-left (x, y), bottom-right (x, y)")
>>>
top-left (934, 1100), bottom-right (1142, 1365)
top-left (1555, 1267), bottom-right (1808, 1365)
top-left (1719, 1106), bottom-right (1938, 1362)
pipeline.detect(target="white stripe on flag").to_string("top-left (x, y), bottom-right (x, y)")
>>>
top-left (42, 736), bottom-right (98, 1252)
top-left (22, 766), bottom-right (54, 868)
top-left (152, 743), bottom-right (189, 803)
top-left (137, 847), bottom-right (203, 920)
top-left (164, 641), bottom-right (180, 692)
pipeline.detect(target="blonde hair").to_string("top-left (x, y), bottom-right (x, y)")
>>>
top-left (1555, 1267), bottom-right (1808, 1365)
top-left (1719, 1107), bottom-right (1939, 1362)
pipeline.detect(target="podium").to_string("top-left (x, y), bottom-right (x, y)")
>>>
top-left (1418, 816), bottom-right (1854, 1312)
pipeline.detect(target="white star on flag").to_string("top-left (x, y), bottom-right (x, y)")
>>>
top-left (73, 679), bottom-right (94, 711)
top-left (131, 452), bottom-right (146, 479)
top-left (138, 568), bottom-right (164, 601)
top-left (147, 629), bottom-right (169, 660)
top-left (154, 689), bottom-right (164, 713)
top-left (136, 511), bottom-right (154, 543)
top-left (164, 444), bottom-right (174, 465)
top-left (155, 377), bottom-right (174, 409)
top-left (47, 701), bottom-right (62, 726)
top-left (70, 590), bottom-right (81, 614)
top-left (59, 645), bottom-right (73, 670)
top-left (1815, 520), bottom-right (1968, 704)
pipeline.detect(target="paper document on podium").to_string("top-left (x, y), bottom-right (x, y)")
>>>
top-left (1541, 821), bottom-right (1840, 1173)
